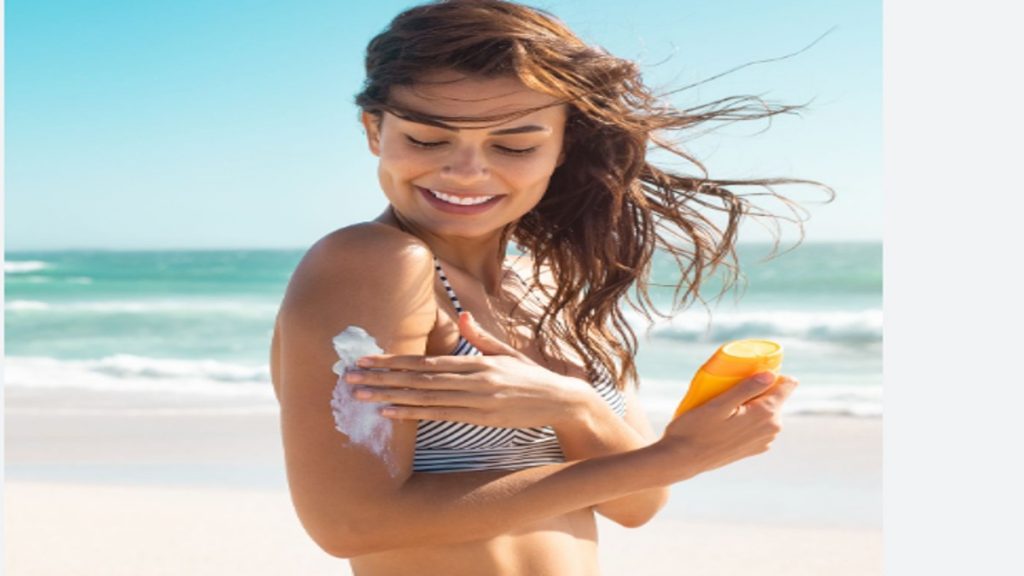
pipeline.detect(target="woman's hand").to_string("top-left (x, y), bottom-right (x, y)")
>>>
top-left (345, 312), bottom-right (595, 428)
top-left (655, 372), bottom-right (799, 480)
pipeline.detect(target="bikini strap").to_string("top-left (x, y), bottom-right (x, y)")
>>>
top-left (432, 256), bottom-right (465, 314)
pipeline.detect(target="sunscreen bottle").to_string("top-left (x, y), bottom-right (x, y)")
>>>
top-left (672, 339), bottom-right (784, 419)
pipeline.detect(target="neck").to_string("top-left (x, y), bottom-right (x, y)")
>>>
top-left (377, 208), bottom-right (512, 295)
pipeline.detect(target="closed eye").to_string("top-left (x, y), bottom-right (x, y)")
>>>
top-left (406, 135), bottom-right (446, 148)
top-left (495, 145), bottom-right (539, 155)
top-left (406, 135), bottom-right (538, 156)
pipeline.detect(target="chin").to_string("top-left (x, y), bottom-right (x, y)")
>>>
top-left (424, 219), bottom-right (509, 240)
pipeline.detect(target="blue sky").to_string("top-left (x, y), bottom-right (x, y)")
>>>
top-left (5, 0), bottom-right (880, 251)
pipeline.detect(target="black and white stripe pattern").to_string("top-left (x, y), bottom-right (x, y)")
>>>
top-left (413, 257), bottom-right (627, 474)
top-left (588, 358), bottom-right (629, 416)
top-left (433, 256), bottom-right (468, 315)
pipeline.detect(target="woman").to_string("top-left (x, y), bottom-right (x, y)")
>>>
top-left (270, 1), bottom-right (816, 573)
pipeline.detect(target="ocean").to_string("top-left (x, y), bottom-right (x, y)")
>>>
top-left (4, 242), bottom-right (881, 420)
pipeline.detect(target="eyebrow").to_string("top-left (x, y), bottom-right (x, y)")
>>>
top-left (403, 118), bottom-right (551, 136)
top-left (487, 125), bottom-right (550, 136)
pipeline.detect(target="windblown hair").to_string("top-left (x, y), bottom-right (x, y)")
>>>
top-left (355, 0), bottom-right (833, 389)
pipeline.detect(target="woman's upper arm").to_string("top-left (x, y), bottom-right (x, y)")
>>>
top-left (274, 224), bottom-right (437, 555)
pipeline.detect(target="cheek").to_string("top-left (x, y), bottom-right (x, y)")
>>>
top-left (375, 162), bottom-right (394, 196)
top-left (504, 155), bottom-right (561, 192)
top-left (379, 144), bottom-right (416, 171)
top-left (377, 146), bottom-right (425, 187)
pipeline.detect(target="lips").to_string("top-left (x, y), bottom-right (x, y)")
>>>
top-left (415, 186), bottom-right (503, 214)
top-left (429, 188), bottom-right (496, 205)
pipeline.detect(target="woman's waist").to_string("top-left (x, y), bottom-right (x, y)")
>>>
top-left (349, 508), bottom-right (600, 576)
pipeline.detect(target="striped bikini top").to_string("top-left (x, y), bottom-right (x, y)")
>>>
top-left (413, 256), bottom-right (627, 473)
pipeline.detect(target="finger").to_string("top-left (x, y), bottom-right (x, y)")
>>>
top-left (380, 404), bottom-right (489, 425)
top-left (345, 369), bottom-right (474, 390)
top-left (354, 386), bottom-right (482, 408)
top-left (458, 311), bottom-right (529, 360)
top-left (750, 375), bottom-right (799, 411)
top-left (705, 371), bottom-right (779, 415)
top-left (355, 354), bottom-right (485, 373)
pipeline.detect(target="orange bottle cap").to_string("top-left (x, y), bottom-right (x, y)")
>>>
top-left (701, 339), bottom-right (784, 377)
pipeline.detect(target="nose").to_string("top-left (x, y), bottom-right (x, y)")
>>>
top-left (441, 144), bottom-right (489, 183)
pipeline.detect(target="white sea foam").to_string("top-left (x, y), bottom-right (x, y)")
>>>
top-left (4, 356), bottom-right (273, 398)
top-left (329, 326), bottom-right (398, 476)
top-left (5, 261), bottom-right (50, 273)
top-left (18, 276), bottom-right (54, 284)
top-left (628, 308), bottom-right (883, 344)
top-left (6, 300), bottom-right (51, 311)
top-left (87, 354), bottom-right (271, 382)
top-left (638, 377), bottom-right (882, 419)
top-left (4, 299), bottom-right (278, 315)
top-left (783, 384), bottom-right (883, 418)
top-left (8, 274), bottom-right (92, 284)
top-left (6, 405), bottom-right (280, 416)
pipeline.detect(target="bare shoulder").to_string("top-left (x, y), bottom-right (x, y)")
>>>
top-left (280, 223), bottom-right (437, 335)
top-left (273, 221), bottom-right (438, 402)
top-left (289, 223), bottom-right (435, 297)
top-left (314, 221), bottom-right (433, 263)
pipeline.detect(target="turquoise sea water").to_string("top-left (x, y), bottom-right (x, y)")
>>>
top-left (4, 242), bottom-right (881, 418)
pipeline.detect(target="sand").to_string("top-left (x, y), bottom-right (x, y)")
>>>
top-left (4, 392), bottom-right (881, 575)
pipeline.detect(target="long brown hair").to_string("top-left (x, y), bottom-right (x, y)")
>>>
top-left (355, 0), bottom-right (833, 389)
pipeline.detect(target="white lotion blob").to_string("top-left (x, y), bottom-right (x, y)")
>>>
top-left (330, 326), bottom-right (397, 476)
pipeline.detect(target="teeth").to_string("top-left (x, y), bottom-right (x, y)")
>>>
top-left (429, 189), bottom-right (496, 206)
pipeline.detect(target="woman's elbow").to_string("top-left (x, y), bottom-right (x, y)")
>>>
top-left (604, 489), bottom-right (670, 528)
top-left (313, 524), bottom-right (382, 559)
top-left (302, 515), bottom-right (385, 559)
top-left (611, 508), bottom-right (659, 529)
top-left (621, 512), bottom-right (665, 528)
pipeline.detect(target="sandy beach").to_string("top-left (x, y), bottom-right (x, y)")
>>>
top-left (4, 390), bottom-right (881, 575)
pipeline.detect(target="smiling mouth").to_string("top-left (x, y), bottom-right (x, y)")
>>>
top-left (417, 186), bottom-right (501, 206)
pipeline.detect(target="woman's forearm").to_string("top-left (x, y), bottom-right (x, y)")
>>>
top-left (553, 388), bottom-right (670, 526)
top-left (329, 441), bottom-right (691, 558)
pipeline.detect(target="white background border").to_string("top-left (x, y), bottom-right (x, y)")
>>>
top-left (885, 0), bottom-right (1023, 572)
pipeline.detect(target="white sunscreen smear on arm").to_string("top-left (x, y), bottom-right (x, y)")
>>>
top-left (330, 326), bottom-right (398, 476)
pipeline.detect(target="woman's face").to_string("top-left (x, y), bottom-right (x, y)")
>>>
top-left (362, 72), bottom-right (567, 241)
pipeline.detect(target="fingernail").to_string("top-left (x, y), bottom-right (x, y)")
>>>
top-left (356, 357), bottom-right (374, 368)
top-left (354, 389), bottom-right (372, 400)
top-left (754, 372), bottom-right (775, 384)
top-left (346, 372), bottom-right (364, 383)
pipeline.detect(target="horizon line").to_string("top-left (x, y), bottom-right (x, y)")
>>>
top-left (4, 238), bottom-right (883, 254)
